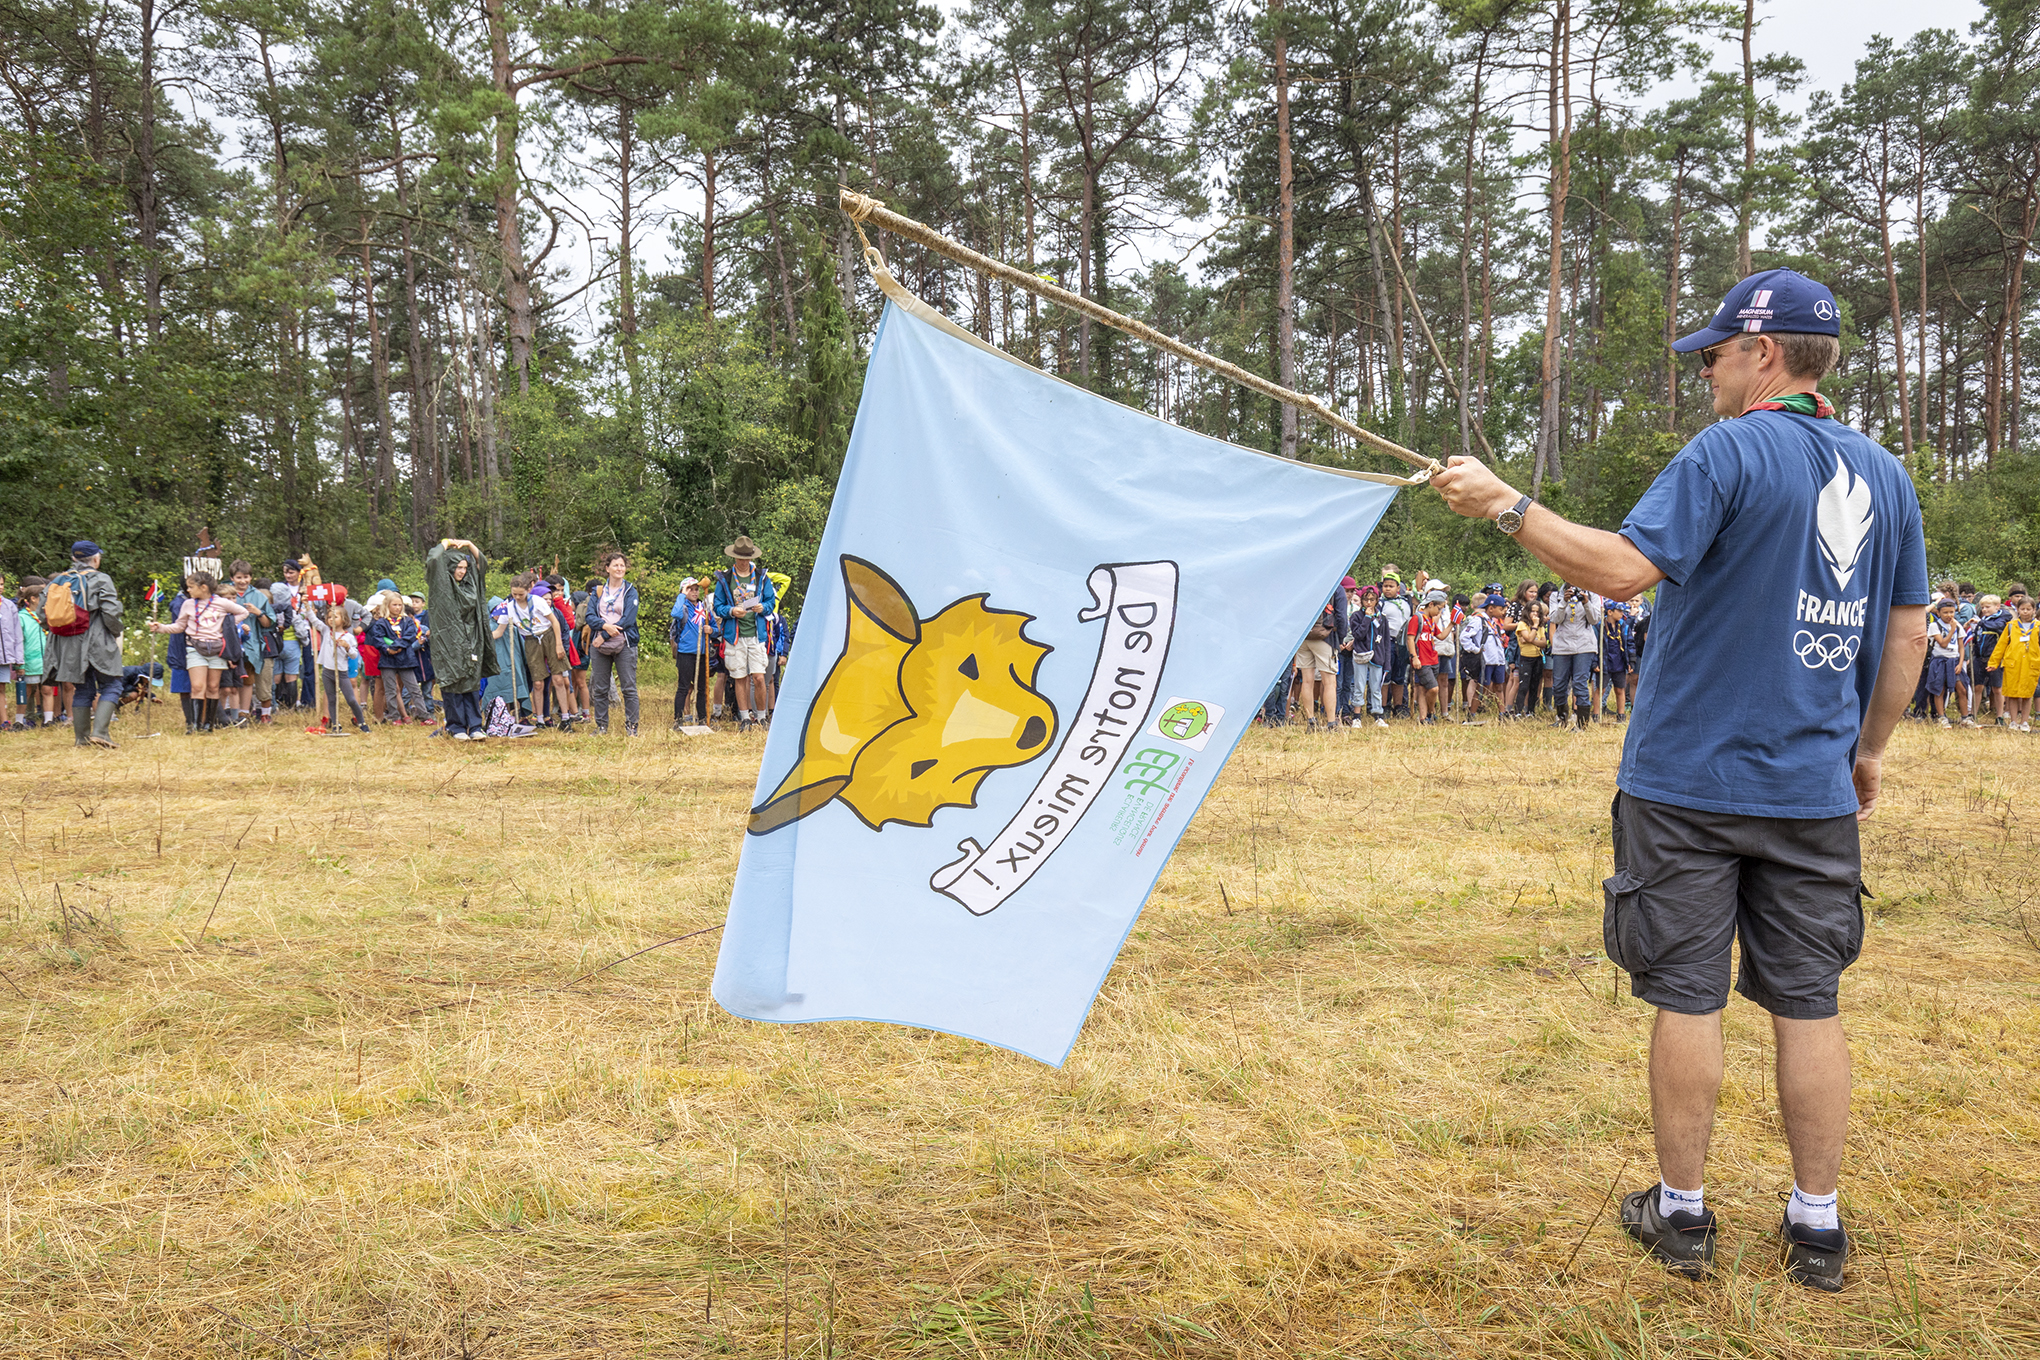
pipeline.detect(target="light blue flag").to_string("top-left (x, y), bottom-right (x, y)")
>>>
top-left (713, 294), bottom-right (1402, 1064)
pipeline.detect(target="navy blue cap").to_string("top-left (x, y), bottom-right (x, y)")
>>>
top-left (71, 540), bottom-right (102, 558)
top-left (1672, 268), bottom-right (1840, 352)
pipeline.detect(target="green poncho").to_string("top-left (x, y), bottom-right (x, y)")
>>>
top-left (425, 544), bottom-right (499, 694)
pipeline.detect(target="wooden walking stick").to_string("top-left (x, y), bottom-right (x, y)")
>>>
top-left (141, 575), bottom-right (162, 739)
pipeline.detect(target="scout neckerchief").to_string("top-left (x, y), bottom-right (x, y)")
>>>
top-left (1742, 391), bottom-right (1835, 419)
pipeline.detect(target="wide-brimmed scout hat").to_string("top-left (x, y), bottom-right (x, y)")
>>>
top-left (724, 536), bottom-right (761, 560)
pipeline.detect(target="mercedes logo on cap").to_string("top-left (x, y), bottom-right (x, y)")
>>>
top-left (1814, 299), bottom-right (1837, 321)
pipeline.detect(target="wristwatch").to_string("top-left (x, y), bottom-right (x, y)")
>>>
top-left (1495, 494), bottom-right (1533, 535)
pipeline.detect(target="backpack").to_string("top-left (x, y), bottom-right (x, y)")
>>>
top-left (45, 570), bottom-right (92, 636)
top-left (486, 695), bottom-right (516, 737)
top-left (1306, 600), bottom-right (1335, 642)
top-left (1975, 610), bottom-right (2011, 666)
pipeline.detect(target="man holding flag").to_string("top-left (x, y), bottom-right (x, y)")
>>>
top-left (1433, 269), bottom-right (1928, 1291)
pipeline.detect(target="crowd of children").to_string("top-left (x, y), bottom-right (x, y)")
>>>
top-left (1918, 580), bottom-right (2040, 731)
top-left (8, 542), bottom-right (2031, 746)
top-left (1263, 567), bottom-right (2040, 734)
top-left (0, 534), bottom-right (799, 743)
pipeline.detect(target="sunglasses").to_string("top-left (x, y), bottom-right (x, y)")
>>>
top-left (1697, 342), bottom-right (1728, 368)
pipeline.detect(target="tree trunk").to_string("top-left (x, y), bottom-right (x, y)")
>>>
top-left (1915, 166), bottom-right (1930, 446)
top-left (1875, 127), bottom-right (1913, 457)
top-left (1457, 30), bottom-right (1491, 460)
top-left (1359, 170), bottom-right (1405, 437)
top-left (393, 113), bottom-right (435, 547)
top-left (834, 92), bottom-right (856, 309)
top-left (617, 102), bottom-right (642, 401)
top-left (485, 0), bottom-right (536, 394)
top-left (701, 144), bottom-right (717, 318)
top-left (1737, 0), bottom-right (1756, 278)
top-left (1014, 63), bottom-right (1040, 364)
top-left (1666, 153), bottom-right (1685, 432)
top-left (1078, 162), bottom-right (1096, 380)
top-left (258, 33), bottom-right (304, 552)
top-left (1272, 0), bottom-right (1297, 456)
top-left (760, 127), bottom-right (798, 343)
top-left (360, 227), bottom-right (396, 545)
top-left (1535, 0), bottom-right (1571, 498)
top-left (137, 0), bottom-right (162, 342)
top-left (1272, 0), bottom-right (1298, 457)
top-left (2011, 176), bottom-right (2039, 457)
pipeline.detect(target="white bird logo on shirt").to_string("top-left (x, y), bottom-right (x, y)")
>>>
top-left (1815, 454), bottom-right (1874, 591)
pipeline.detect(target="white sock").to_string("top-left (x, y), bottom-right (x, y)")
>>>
top-left (1658, 1184), bottom-right (1705, 1219)
top-left (741, 709), bottom-right (753, 720)
top-left (1786, 1184), bottom-right (1839, 1231)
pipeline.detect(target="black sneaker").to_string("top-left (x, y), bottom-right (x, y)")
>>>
top-left (1780, 1217), bottom-right (1848, 1292)
top-left (1618, 1186), bottom-right (1717, 1279)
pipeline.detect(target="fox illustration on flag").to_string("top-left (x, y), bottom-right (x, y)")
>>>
top-left (713, 286), bottom-right (1403, 1064)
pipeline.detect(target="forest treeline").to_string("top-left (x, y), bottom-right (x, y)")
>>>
top-left (4, 0), bottom-right (2039, 608)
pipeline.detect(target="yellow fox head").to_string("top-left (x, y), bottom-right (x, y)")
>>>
top-left (749, 557), bottom-right (1057, 834)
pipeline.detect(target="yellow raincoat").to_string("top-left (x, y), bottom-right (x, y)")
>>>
top-left (1989, 618), bottom-right (2040, 699)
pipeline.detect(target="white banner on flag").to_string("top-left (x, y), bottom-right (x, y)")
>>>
top-left (931, 560), bottom-right (1177, 915)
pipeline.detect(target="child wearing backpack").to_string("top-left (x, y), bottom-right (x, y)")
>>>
top-left (1970, 594), bottom-right (2011, 726)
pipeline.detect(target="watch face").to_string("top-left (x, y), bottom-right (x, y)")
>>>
top-left (1497, 509), bottom-right (1524, 533)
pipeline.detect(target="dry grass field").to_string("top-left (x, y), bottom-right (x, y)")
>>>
top-left (1, 701), bottom-right (2035, 1358)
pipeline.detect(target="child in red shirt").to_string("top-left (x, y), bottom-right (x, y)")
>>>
top-left (1411, 595), bottom-right (1446, 723)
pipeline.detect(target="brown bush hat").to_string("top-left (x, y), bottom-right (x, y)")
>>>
top-left (725, 536), bottom-right (761, 560)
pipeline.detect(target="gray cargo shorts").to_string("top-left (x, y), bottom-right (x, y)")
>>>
top-left (1603, 791), bottom-right (1867, 1019)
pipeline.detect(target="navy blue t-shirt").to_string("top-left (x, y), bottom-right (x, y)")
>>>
top-left (1617, 409), bottom-right (1928, 819)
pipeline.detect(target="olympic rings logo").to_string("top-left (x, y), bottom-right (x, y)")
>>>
top-left (1794, 630), bottom-right (1860, 671)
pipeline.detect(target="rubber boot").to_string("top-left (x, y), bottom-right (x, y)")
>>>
top-left (90, 698), bottom-right (119, 749)
top-left (72, 698), bottom-right (91, 746)
top-left (181, 694), bottom-right (196, 734)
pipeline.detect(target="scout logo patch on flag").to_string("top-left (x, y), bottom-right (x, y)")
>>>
top-left (713, 291), bottom-right (1402, 1064)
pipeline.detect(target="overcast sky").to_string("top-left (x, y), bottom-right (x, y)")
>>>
top-left (1683, 0), bottom-right (1985, 108)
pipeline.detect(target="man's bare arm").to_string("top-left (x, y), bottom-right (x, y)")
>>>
top-left (1852, 605), bottom-right (1929, 822)
top-left (1431, 455), bottom-right (1665, 600)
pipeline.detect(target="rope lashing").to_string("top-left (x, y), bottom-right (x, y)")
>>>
top-left (840, 189), bottom-right (1443, 482)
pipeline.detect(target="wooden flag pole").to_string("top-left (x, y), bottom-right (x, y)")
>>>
top-left (840, 189), bottom-right (1444, 482)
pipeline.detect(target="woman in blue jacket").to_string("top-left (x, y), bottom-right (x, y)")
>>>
top-left (587, 550), bottom-right (641, 735)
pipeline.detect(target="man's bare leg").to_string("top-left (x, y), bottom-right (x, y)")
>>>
top-left (1773, 1015), bottom-right (1849, 1197)
top-left (1650, 1009), bottom-right (1724, 1191)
